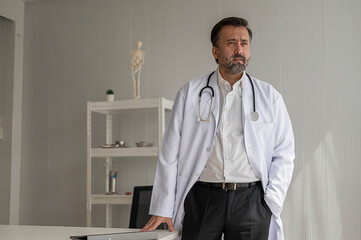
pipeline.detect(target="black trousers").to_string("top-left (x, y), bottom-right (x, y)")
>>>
top-left (182, 181), bottom-right (271, 240)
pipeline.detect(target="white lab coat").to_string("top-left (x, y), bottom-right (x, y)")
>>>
top-left (149, 69), bottom-right (295, 240)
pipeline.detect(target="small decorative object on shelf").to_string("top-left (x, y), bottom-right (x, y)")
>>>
top-left (115, 140), bottom-right (128, 147)
top-left (131, 41), bottom-right (145, 99)
top-left (106, 89), bottom-right (115, 102)
top-left (136, 141), bottom-right (153, 147)
top-left (101, 140), bottom-right (129, 148)
top-left (106, 171), bottom-right (119, 195)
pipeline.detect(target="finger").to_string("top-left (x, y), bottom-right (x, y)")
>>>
top-left (141, 217), bottom-right (155, 231)
top-left (142, 217), bottom-right (153, 228)
top-left (142, 221), bottom-right (159, 232)
top-left (166, 219), bottom-right (175, 232)
top-left (142, 217), bottom-right (161, 231)
top-left (142, 221), bottom-right (156, 231)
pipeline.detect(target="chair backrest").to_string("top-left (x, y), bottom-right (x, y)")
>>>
top-left (129, 186), bottom-right (167, 230)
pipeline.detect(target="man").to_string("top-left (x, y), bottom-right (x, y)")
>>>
top-left (142, 17), bottom-right (295, 240)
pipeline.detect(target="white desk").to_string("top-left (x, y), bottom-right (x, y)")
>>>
top-left (0, 225), bottom-right (179, 240)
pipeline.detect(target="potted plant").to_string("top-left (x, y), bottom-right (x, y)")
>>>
top-left (106, 89), bottom-right (115, 102)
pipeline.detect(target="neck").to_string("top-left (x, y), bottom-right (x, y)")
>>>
top-left (219, 67), bottom-right (243, 88)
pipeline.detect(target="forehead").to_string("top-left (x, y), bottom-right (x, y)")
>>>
top-left (218, 25), bottom-right (250, 41)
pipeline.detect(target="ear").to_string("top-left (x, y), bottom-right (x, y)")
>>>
top-left (212, 46), bottom-right (218, 62)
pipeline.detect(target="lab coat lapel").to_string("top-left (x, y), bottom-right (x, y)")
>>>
top-left (209, 71), bottom-right (220, 128)
top-left (242, 72), bottom-right (263, 180)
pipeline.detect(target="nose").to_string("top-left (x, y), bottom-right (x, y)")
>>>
top-left (234, 42), bottom-right (243, 54)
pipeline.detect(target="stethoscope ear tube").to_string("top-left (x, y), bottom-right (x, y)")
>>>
top-left (199, 71), bottom-right (215, 97)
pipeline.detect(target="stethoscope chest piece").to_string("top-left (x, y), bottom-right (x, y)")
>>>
top-left (250, 111), bottom-right (259, 121)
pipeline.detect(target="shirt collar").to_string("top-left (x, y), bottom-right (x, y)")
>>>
top-left (217, 68), bottom-right (246, 90)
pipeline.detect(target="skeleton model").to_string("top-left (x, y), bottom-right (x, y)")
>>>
top-left (131, 41), bottom-right (145, 99)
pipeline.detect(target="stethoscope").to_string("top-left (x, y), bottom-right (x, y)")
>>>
top-left (198, 71), bottom-right (259, 122)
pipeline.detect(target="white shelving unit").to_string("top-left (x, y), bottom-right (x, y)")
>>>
top-left (86, 98), bottom-right (173, 227)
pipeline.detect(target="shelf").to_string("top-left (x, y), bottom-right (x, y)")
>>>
top-left (87, 97), bottom-right (173, 227)
top-left (91, 147), bottom-right (159, 157)
top-left (90, 98), bottom-right (173, 115)
top-left (92, 195), bottom-right (132, 205)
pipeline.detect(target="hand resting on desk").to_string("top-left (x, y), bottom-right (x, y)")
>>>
top-left (141, 215), bottom-right (174, 232)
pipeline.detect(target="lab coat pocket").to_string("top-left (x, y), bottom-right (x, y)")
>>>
top-left (252, 122), bottom-right (275, 151)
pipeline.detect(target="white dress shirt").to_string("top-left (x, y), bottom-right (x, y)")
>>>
top-left (199, 69), bottom-right (259, 183)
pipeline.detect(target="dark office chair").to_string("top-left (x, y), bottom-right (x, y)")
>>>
top-left (129, 186), bottom-right (167, 230)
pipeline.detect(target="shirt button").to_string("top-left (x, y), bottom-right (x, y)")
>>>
top-left (225, 138), bottom-right (228, 142)
top-left (226, 156), bottom-right (230, 160)
top-left (206, 147), bottom-right (211, 151)
top-left (225, 172), bottom-right (230, 176)
top-left (225, 122), bottom-right (229, 126)
top-left (225, 108), bottom-right (229, 112)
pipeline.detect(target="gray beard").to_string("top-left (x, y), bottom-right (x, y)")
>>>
top-left (229, 62), bottom-right (246, 75)
top-left (220, 54), bottom-right (249, 75)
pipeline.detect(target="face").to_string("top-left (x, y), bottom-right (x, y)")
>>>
top-left (212, 25), bottom-right (251, 75)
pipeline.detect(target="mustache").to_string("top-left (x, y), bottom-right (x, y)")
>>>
top-left (230, 54), bottom-right (246, 62)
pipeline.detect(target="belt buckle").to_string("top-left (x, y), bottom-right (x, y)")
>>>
top-left (222, 182), bottom-right (236, 191)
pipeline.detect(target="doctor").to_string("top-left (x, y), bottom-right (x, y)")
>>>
top-left (142, 17), bottom-right (295, 240)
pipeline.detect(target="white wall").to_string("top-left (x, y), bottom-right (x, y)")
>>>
top-left (0, 0), bottom-right (24, 225)
top-left (21, 0), bottom-right (361, 239)
top-left (0, 16), bottom-right (14, 225)
top-left (9, 0), bottom-right (25, 225)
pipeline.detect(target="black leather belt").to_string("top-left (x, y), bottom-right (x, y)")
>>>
top-left (200, 181), bottom-right (260, 191)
